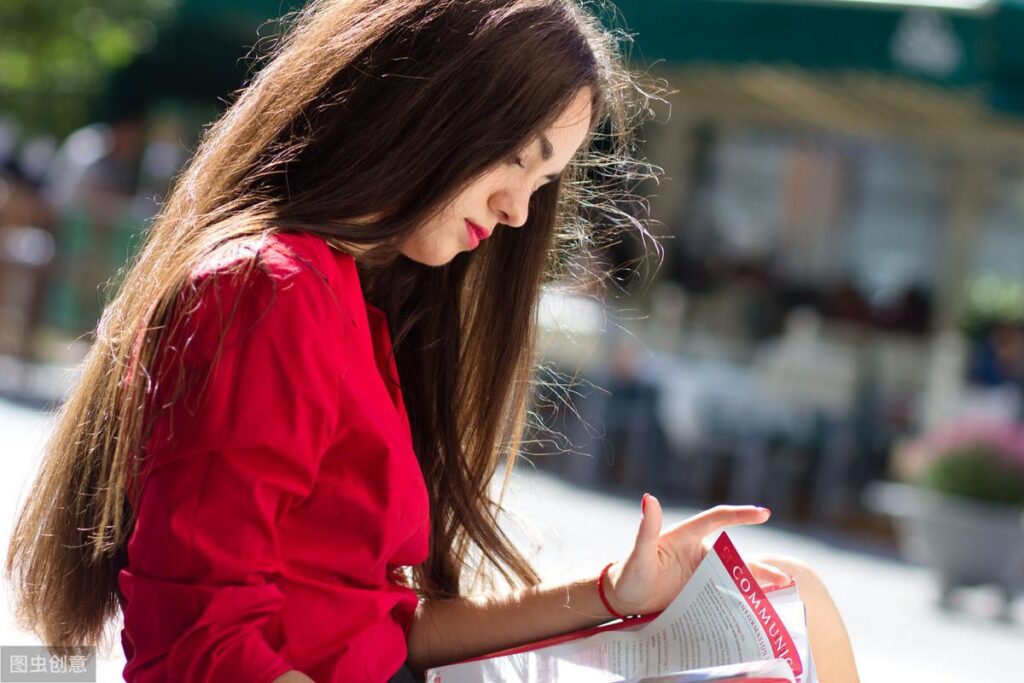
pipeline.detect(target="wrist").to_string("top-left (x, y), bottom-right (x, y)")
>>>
top-left (597, 562), bottom-right (629, 620)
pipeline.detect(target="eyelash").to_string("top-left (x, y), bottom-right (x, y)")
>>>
top-left (510, 154), bottom-right (548, 194)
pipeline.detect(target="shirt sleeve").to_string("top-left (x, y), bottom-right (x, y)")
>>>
top-left (120, 255), bottom-right (346, 683)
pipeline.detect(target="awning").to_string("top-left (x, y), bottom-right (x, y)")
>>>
top-left (103, 0), bottom-right (1024, 119)
top-left (610, 0), bottom-right (1024, 114)
top-left (610, 1), bottom-right (987, 83)
top-left (606, 0), bottom-right (1024, 149)
top-left (194, 0), bottom-right (1024, 116)
top-left (99, 0), bottom-right (305, 116)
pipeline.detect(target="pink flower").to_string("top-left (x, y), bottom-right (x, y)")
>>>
top-left (895, 417), bottom-right (1024, 480)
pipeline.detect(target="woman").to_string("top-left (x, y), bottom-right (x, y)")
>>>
top-left (6, 1), bottom-right (859, 681)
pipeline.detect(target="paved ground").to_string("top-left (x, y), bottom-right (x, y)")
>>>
top-left (2, 396), bottom-right (1022, 681)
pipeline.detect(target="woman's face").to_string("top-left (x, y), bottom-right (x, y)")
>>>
top-left (398, 87), bottom-right (594, 266)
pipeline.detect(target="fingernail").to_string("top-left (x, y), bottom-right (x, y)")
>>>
top-left (641, 493), bottom-right (648, 514)
top-left (759, 506), bottom-right (771, 515)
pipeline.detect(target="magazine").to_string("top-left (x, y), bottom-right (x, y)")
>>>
top-left (426, 532), bottom-right (816, 683)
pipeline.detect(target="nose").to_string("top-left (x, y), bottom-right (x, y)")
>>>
top-left (490, 184), bottom-right (530, 228)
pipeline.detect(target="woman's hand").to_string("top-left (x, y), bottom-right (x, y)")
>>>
top-left (604, 495), bottom-right (791, 617)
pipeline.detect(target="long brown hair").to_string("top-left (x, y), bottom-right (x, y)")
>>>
top-left (6, 0), bottom-right (660, 654)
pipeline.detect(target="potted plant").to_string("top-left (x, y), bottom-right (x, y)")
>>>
top-left (865, 418), bottom-right (1024, 615)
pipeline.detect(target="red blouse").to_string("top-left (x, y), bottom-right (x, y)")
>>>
top-left (118, 232), bottom-right (430, 682)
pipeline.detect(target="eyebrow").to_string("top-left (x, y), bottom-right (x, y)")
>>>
top-left (536, 134), bottom-right (561, 183)
top-left (538, 134), bottom-right (554, 161)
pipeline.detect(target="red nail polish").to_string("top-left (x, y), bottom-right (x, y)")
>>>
top-left (641, 494), bottom-right (648, 514)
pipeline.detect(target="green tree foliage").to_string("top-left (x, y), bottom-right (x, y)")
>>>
top-left (0, 0), bottom-right (177, 136)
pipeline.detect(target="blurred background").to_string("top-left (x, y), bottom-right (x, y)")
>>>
top-left (1, 0), bottom-right (1022, 680)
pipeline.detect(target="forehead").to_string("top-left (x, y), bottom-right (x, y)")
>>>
top-left (537, 89), bottom-right (594, 164)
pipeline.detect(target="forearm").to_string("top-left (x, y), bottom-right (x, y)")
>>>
top-left (406, 572), bottom-right (615, 674)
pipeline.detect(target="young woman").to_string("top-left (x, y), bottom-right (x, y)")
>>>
top-left (6, 1), bottom-right (859, 681)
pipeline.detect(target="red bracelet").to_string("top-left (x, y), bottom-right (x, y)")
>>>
top-left (597, 562), bottom-right (627, 620)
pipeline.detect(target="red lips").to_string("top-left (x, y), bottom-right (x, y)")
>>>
top-left (466, 220), bottom-right (490, 241)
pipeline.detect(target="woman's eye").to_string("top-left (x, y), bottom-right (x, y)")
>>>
top-left (513, 155), bottom-right (527, 169)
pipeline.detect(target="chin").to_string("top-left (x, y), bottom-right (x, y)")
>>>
top-left (401, 250), bottom-right (457, 267)
top-left (400, 241), bottom-right (461, 267)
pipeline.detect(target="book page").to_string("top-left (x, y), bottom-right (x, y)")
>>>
top-left (664, 534), bottom-right (802, 676)
top-left (623, 659), bottom-right (796, 682)
top-left (427, 533), bottom-right (804, 683)
top-left (762, 585), bottom-right (815, 683)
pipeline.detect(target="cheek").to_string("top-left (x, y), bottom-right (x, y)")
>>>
top-left (404, 213), bottom-right (447, 246)
top-left (459, 173), bottom-right (505, 207)
top-left (398, 217), bottom-right (460, 266)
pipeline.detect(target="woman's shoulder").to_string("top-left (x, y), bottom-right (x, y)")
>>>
top-left (260, 231), bottom-right (368, 320)
top-left (174, 231), bottom-right (364, 362)
top-left (185, 230), bottom-right (364, 314)
top-left (188, 230), bottom-right (343, 283)
top-left (260, 230), bottom-right (348, 282)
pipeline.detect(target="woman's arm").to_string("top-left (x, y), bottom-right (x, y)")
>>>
top-left (407, 498), bottom-right (859, 683)
top-left (406, 499), bottom-right (786, 674)
top-left (406, 571), bottom-right (612, 673)
top-left (121, 263), bottom-right (348, 682)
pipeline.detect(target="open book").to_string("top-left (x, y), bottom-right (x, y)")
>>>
top-left (426, 533), bottom-right (816, 683)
